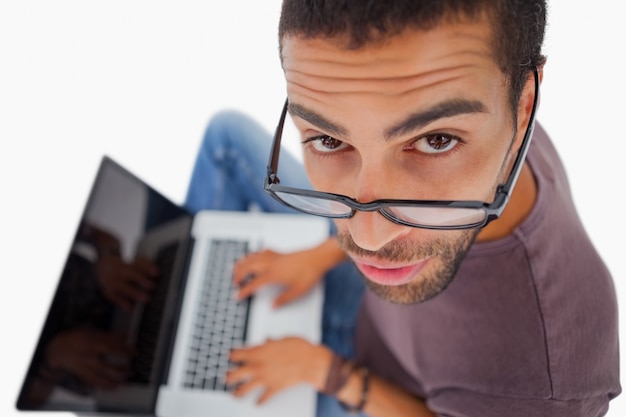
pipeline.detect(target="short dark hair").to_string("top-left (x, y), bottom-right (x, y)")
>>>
top-left (279, 0), bottom-right (547, 117)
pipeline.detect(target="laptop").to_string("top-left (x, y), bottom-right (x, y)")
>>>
top-left (16, 156), bottom-right (328, 417)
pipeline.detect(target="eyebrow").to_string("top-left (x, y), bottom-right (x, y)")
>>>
top-left (288, 102), bottom-right (348, 137)
top-left (384, 99), bottom-right (488, 140)
top-left (287, 98), bottom-right (488, 141)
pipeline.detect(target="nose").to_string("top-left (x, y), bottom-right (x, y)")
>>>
top-left (345, 210), bottom-right (409, 252)
top-left (344, 157), bottom-right (410, 252)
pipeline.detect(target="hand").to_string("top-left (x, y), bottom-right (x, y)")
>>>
top-left (44, 328), bottom-right (135, 389)
top-left (96, 254), bottom-right (159, 311)
top-left (226, 337), bottom-right (332, 405)
top-left (233, 249), bottom-right (326, 308)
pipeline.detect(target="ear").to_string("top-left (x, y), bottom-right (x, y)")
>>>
top-left (513, 66), bottom-right (542, 149)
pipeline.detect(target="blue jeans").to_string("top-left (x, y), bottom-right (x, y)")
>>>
top-left (184, 110), bottom-right (366, 417)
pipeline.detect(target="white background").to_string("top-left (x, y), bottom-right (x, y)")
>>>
top-left (0, 1), bottom-right (623, 416)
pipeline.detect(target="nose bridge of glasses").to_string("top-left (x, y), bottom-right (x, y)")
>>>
top-left (345, 205), bottom-right (412, 252)
top-left (344, 197), bottom-right (394, 213)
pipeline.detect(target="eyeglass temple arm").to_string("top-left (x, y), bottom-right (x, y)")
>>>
top-left (495, 67), bottom-right (540, 199)
top-left (266, 99), bottom-right (289, 185)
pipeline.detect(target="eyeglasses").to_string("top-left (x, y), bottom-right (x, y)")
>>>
top-left (264, 68), bottom-right (539, 230)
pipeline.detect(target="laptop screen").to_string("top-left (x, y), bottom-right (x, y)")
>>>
top-left (16, 157), bottom-right (193, 414)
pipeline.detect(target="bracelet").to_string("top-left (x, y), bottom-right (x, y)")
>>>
top-left (322, 354), bottom-right (354, 395)
top-left (340, 365), bottom-right (370, 414)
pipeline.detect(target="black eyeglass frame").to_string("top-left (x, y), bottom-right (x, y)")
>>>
top-left (264, 67), bottom-right (540, 230)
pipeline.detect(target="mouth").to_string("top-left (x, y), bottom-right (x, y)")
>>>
top-left (351, 256), bottom-right (429, 286)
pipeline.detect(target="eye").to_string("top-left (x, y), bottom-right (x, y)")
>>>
top-left (304, 135), bottom-right (350, 154)
top-left (410, 133), bottom-right (460, 154)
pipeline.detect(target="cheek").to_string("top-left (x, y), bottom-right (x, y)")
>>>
top-left (469, 140), bottom-right (517, 198)
top-left (444, 157), bottom-right (503, 200)
top-left (302, 156), bottom-right (324, 190)
top-left (302, 153), bottom-right (357, 195)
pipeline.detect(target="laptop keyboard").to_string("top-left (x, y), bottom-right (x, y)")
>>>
top-left (184, 239), bottom-right (251, 391)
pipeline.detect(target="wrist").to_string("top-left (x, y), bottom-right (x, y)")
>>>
top-left (336, 364), bottom-right (370, 414)
top-left (308, 344), bottom-right (335, 391)
top-left (322, 353), bottom-right (355, 396)
top-left (340, 366), bottom-right (370, 414)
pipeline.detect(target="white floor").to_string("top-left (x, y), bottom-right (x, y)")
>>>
top-left (0, 1), bottom-right (623, 416)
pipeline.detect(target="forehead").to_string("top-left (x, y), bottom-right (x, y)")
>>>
top-left (281, 16), bottom-right (504, 113)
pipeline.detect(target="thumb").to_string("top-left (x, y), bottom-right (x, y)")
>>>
top-left (272, 287), bottom-right (304, 309)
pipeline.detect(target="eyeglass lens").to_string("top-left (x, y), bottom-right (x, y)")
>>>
top-left (274, 190), bottom-right (486, 227)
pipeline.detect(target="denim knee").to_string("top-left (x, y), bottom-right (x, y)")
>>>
top-left (200, 110), bottom-right (266, 158)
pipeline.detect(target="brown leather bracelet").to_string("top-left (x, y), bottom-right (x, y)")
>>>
top-left (322, 354), bottom-right (354, 395)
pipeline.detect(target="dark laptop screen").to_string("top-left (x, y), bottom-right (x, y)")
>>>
top-left (16, 157), bottom-right (193, 414)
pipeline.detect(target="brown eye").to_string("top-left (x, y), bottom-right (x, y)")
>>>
top-left (309, 135), bottom-right (349, 153)
top-left (414, 133), bottom-right (459, 154)
top-left (320, 136), bottom-right (343, 149)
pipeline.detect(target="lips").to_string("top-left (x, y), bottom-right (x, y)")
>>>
top-left (351, 256), bottom-right (429, 286)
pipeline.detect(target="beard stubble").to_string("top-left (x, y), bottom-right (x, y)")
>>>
top-left (337, 229), bottom-right (479, 304)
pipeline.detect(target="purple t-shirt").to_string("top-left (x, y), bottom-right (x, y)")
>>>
top-left (355, 123), bottom-right (621, 417)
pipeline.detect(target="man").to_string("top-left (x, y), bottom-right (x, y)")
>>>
top-left (223, 1), bottom-right (621, 416)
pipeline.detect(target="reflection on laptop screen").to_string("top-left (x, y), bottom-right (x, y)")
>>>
top-left (16, 157), bottom-right (193, 414)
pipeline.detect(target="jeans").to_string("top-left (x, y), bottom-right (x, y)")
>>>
top-left (184, 110), bottom-right (366, 417)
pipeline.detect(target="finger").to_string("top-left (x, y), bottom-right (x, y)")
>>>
top-left (229, 347), bottom-right (253, 363)
top-left (272, 286), bottom-right (306, 309)
top-left (123, 267), bottom-right (157, 291)
top-left (236, 272), bottom-right (256, 289)
top-left (233, 257), bottom-right (262, 285)
top-left (225, 365), bottom-right (254, 385)
top-left (241, 249), bottom-right (274, 262)
top-left (117, 276), bottom-right (153, 302)
top-left (76, 368), bottom-right (118, 389)
top-left (89, 362), bottom-right (127, 387)
top-left (236, 274), bottom-right (272, 300)
top-left (233, 250), bottom-right (274, 283)
top-left (73, 360), bottom-right (122, 388)
top-left (114, 286), bottom-right (150, 307)
top-left (96, 360), bottom-right (130, 381)
top-left (234, 250), bottom-right (266, 269)
top-left (257, 386), bottom-right (281, 405)
top-left (103, 362), bottom-right (132, 380)
top-left (232, 378), bottom-right (264, 398)
top-left (133, 257), bottom-right (159, 277)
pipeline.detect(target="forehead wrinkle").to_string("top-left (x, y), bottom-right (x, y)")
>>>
top-left (385, 99), bottom-right (488, 140)
top-left (287, 102), bottom-right (348, 137)
top-left (286, 59), bottom-right (491, 97)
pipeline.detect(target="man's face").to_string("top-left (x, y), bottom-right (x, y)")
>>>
top-left (281, 16), bottom-right (523, 304)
